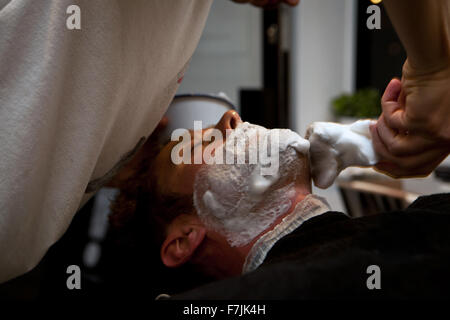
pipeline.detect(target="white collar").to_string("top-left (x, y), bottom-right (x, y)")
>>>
top-left (242, 194), bottom-right (331, 274)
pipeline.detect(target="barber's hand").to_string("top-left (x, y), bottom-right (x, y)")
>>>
top-left (231, 0), bottom-right (299, 8)
top-left (370, 61), bottom-right (450, 178)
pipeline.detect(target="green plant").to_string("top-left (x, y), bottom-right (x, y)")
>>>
top-left (332, 88), bottom-right (381, 118)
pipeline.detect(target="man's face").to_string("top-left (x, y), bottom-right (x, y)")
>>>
top-left (153, 110), bottom-right (312, 247)
top-left (154, 110), bottom-right (243, 195)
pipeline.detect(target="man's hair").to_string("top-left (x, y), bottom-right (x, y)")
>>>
top-left (106, 139), bottom-right (213, 296)
top-left (108, 143), bottom-right (193, 249)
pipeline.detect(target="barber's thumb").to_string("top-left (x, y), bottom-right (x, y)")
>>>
top-left (382, 78), bottom-right (402, 104)
top-left (381, 79), bottom-right (408, 131)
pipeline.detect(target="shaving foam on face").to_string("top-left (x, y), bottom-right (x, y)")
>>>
top-left (305, 119), bottom-right (378, 189)
top-left (249, 169), bottom-right (279, 196)
top-left (193, 122), bottom-right (309, 247)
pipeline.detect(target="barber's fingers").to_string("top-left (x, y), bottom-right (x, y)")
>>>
top-left (373, 114), bottom-right (435, 156)
top-left (283, 0), bottom-right (299, 6)
top-left (381, 78), bottom-right (411, 133)
top-left (252, 0), bottom-right (299, 6)
top-left (370, 121), bottom-right (448, 178)
top-left (373, 148), bottom-right (448, 179)
top-left (382, 78), bottom-right (402, 104)
top-left (231, 0), bottom-right (299, 7)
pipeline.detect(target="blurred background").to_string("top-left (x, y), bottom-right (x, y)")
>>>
top-left (177, 0), bottom-right (449, 214)
top-left (1, 0), bottom-right (449, 300)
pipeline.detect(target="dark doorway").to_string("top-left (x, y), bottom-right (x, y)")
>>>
top-left (356, 3), bottom-right (406, 93)
top-left (240, 8), bottom-right (289, 129)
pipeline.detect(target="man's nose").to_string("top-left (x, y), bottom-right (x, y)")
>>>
top-left (215, 110), bottom-right (242, 136)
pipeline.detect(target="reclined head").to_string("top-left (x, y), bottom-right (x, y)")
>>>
top-left (110, 110), bottom-right (312, 282)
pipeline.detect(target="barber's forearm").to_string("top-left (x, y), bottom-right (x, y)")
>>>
top-left (383, 0), bottom-right (450, 72)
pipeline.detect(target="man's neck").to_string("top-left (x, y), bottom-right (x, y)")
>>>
top-left (241, 191), bottom-right (331, 274)
top-left (196, 187), bottom-right (315, 278)
top-left (239, 188), bottom-right (311, 254)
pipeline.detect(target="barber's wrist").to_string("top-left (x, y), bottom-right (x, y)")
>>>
top-left (404, 52), bottom-right (450, 78)
top-left (405, 29), bottom-right (450, 76)
top-left (400, 59), bottom-right (450, 142)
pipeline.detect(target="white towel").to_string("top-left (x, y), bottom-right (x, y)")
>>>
top-left (0, 0), bottom-right (212, 283)
top-left (306, 120), bottom-right (378, 189)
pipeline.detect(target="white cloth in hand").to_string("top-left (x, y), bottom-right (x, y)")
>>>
top-left (306, 120), bottom-right (378, 189)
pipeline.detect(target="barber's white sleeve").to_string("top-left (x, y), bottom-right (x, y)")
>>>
top-left (0, 0), bottom-right (212, 283)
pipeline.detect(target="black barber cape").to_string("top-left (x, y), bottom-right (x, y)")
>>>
top-left (173, 193), bottom-right (450, 299)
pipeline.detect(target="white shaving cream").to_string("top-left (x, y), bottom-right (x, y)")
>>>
top-left (193, 122), bottom-right (310, 247)
top-left (306, 119), bottom-right (378, 189)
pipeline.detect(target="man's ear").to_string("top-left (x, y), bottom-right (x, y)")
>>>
top-left (160, 216), bottom-right (206, 268)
